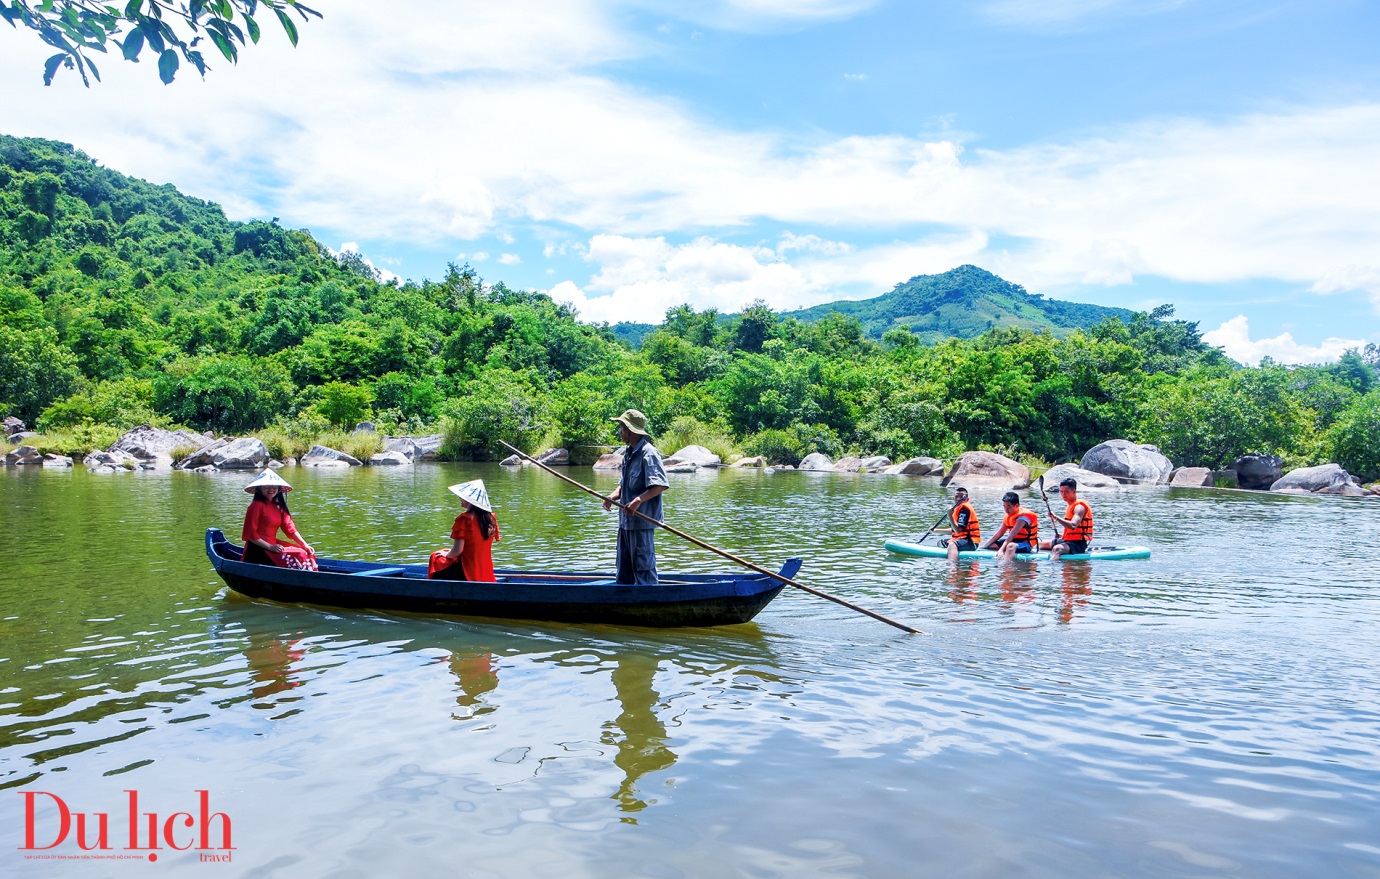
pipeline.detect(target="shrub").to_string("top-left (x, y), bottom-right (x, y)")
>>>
top-left (744, 429), bottom-right (804, 466)
top-left (1328, 391), bottom-right (1380, 482)
top-left (656, 416), bottom-right (742, 462)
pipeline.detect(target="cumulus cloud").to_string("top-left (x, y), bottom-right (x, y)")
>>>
top-left (1202, 315), bottom-right (1368, 366)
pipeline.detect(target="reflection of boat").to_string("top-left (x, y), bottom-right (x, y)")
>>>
top-left (206, 529), bottom-right (797, 627)
top-left (883, 539), bottom-right (1151, 560)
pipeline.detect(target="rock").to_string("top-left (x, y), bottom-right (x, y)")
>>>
top-left (592, 449), bottom-right (625, 470)
top-left (1270, 463), bottom-right (1353, 494)
top-left (301, 444), bottom-right (363, 467)
top-left (2, 416), bottom-right (24, 436)
top-left (1336, 483), bottom-right (1368, 497)
top-left (1209, 469), bottom-right (1238, 489)
top-left (730, 455), bottom-right (767, 468)
top-left (41, 453), bottom-right (72, 468)
top-left (858, 456), bottom-right (892, 472)
top-left (1231, 454), bottom-right (1284, 490)
top-left (500, 454), bottom-right (522, 466)
top-left (382, 437), bottom-right (418, 461)
top-left (1039, 463), bottom-right (1121, 490)
top-left (1168, 466), bottom-right (1213, 487)
top-left (7, 445), bottom-right (43, 465)
top-left (410, 434), bottom-right (444, 461)
top-left (193, 437), bottom-right (271, 470)
top-left (83, 449), bottom-right (138, 469)
top-left (1079, 440), bottom-right (1173, 484)
top-left (8, 431), bottom-right (37, 443)
top-left (941, 451), bottom-right (1031, 490)
top-left (368, 450), bottom-right (412, 466)
top-left (884, 457), bottom-right (944, 476)
top-left (268, 459), bottom-right (286, 469)
top-left (798, 453), bottom-right (834, 471)
top-left (353, 422), bottom-right (376, 434)
top-left (665, 445), bottom-right (721, 467)
top-left (536, 448), bottom-right (571, 465)
top-left (833, 456), bottom-right (865, 472)
top-left (109, 425), bottom-right (208, 464)
top-left (665, 461), bottom-right (699, 473)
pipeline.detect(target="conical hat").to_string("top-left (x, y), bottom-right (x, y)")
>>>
top-left (244, 469), bottom-right (292, 493)
top-left (447, 479), bottom-right (492, 512)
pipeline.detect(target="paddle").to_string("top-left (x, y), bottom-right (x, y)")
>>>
top-left (1038, 474), bottom-right (1057, 528)
top-left (499, 440), bottom-right (922, 635)
top-left (915, 506), bottom-right (953, 546)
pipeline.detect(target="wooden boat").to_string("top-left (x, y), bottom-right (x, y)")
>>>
top-left (206, 528), bottom-right (797, 627)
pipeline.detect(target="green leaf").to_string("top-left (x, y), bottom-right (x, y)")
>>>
top-left (214, 0), bottom-right (233, 20)
top-left (208, 29), bottom-right (234, 62)
top-left (273, 7), bottom-right (298, 46)
top-left (157, 47), bottom-right (177, 83)
top-left (86, 55), bottom-right (100, 82)
top-left (244, 13), bottom-right (260, 43)
top-left (42, 51), bottom-right (65, 86)
top-left (120, 26), bottom-right (144, 61)
top-left (144, 24), bottom-right (165, 54)
top-left (124, 0), bottom-right (143, 18)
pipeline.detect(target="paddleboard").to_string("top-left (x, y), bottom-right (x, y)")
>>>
top-left (884, 539), bottom-right (1151, 561)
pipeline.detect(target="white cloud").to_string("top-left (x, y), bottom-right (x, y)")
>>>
top-left (332, 242), bottom-right (400, 284)
top-left (843, 73), bottom-right (868, 81)
top-left (979, 0), bottom-right (1189, 28)
top-left (1310, 264), bottom-right (1380, 308)
top-left (1202, 315), bottom-right (1367, 366)
top-left (499, 253), bottom-right (522, 265)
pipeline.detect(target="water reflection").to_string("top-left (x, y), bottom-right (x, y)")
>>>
top-left (1058, 563), bottom-right (1094, 625)
top-left (605, 651), bottom-right (674, 817)
top-left (245, 630), bottom-right (307, 702)
top-left (447, 651), bottom-right (499, 718)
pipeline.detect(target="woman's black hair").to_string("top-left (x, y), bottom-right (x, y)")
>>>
top-left (471, 506), bottom-right (496, 540)
top-left (255, 486), bottom-right (291, 515)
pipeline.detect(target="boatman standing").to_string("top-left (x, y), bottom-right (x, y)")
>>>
top-left (940, 486), bottom-right (981, 560)
top-left (603, 409), bottom-right (669, 584)
top-left (1041, 477), bottom-right (1094, 561)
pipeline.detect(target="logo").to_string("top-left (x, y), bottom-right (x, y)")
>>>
top-left (18, 790), bottom-right (234, 863)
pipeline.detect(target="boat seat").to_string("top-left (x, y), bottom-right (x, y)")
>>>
top-left (352, 566), bottom-right (406, 577)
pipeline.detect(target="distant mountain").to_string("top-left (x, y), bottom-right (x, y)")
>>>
top-left (783, 265), bottom-right (1134, 343)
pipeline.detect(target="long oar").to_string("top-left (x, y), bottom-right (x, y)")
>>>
top-left (1038, 474), bottom-right (1057, 528)
top-left (915, 506), bottom-right (954, 545)
top-left (499, 441), bottom-right (921, 635)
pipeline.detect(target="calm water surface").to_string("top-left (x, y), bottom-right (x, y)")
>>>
top-left (2, 463), bottom-right (1378, 878)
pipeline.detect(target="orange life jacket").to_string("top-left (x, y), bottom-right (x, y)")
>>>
top-left (950, 501), bottom-right (981, 543)
top-left (1003, 506), bottom-right (1039, 543)
top-left (1063, 499), bottom-right (1093, 542)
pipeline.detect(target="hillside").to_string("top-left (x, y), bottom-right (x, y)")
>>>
top-left (784, 265), bottom-right (1135, 343)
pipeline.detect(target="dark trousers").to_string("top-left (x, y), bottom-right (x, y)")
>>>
top-left (615, 528), bottom-right (658, 585)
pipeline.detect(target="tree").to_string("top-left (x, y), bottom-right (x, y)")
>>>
top-left (2, 0), bottom-right (321, 86)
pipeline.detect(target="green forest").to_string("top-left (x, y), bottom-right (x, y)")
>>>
top-left (2, 135), bottom-right (1379, 480)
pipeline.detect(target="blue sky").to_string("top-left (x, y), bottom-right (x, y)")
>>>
top-left (4, 0), bottom-right (1380, 363)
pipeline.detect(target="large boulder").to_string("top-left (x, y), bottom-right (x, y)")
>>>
top-left (410, 434), bottom-right (444, 461)
top-left (665, 445), bottom-right (721, 467)
top-left (731, 455), bottom-right (767, 468)
top-left (178, 438), bottom-right (230, 469)
top-left (941, 451), bottom-right (1031, 490)
top-left (1231, 454), bottom-right (1284, 490)
top-left (858, 456), bottom-right (892, 472)
top-left (1168, 466), bottom-right (1214, 487)
top-left (384, 437), bottom-right (419, 461)
top-left (1270, 463), bottom-right (1354, 494)
top-left (798, 453), bottom-right (834, 471)
top-left (7, 445), bottom-right (43, 466)
top-left (665, 461), bottom-right (699, 473)
top-left (3, 416), bottom-right (24, 436)
top-left (500, 454), bottom-right (522, 466)
top-left (109, 425), bottom-right (208, 467)
top-left (1038, 463), bottom-right (1121, 490)
top-left (536, 448), bottom-right (571, 465)
top-left (368, 450), bottom-right (412, 466)
top-left (883, 456), bottom-right (944, 476)
top-left (42, 453), bottom-right (73, 468)
top-left (1079, 440), bottom-right (1173, 484)
top-left (83, 449), bottom-right (137, 469)
top-left (205, 437), bottom-right (271, 470)
top-left (832, 456), bottom-right (864, 472)
top-left (592, 447), bottom-right (625, 470)
top-left (301, 444), bottom-right (363, 467)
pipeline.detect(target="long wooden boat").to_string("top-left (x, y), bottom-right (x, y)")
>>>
top-left (206, 528), bottom-right (797, 627)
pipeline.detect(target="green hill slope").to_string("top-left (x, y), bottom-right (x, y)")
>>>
top-left (784, 265), bottom-right (1134, 343)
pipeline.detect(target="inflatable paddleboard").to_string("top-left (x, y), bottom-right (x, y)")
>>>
top-left (884, 539), bottom-right (1151, 561)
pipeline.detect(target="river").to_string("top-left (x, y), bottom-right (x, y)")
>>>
top-left (2, 463), bottom-right (1378, 877)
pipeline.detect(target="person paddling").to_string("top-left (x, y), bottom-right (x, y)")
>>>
top-left (940, 486), bottom-right (981, 560)
top-left (1040, 477), bottom-right (1093, 560)
top-left (429, 479), bottom-right (501, 581)
top-left (241, 470), bottom-right (317, 570)
top-left (983, 491), bottom-right (1039, 561)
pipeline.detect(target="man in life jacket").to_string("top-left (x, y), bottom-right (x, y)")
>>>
top-left (1041, 477), bottom-right (1093, 560)
top-left (940, 486), bottom-right (981, 560)
top-left (983, 491), bottom-right (1039, 560)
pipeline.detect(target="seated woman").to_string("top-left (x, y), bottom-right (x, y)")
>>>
top-left (241, 470), bottom-right (317, 570)
top-left (429, 479), bottom-right (500, 581)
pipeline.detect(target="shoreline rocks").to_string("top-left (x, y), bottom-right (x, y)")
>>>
top-left (941, 451), bottom-right (1030, 491)
top-left (1080, 440), bottom-right (1173, 485)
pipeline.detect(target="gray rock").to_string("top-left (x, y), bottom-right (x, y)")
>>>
top-left (109, 425), bottom-right (208, 461)
top-left (368, 450), bottom-right (412, 466)
top-left (353, 422), bottom-right (376, 434)
top-left (832, 456), bottom-right (865, 472)
top-left (730, 455), bottom-right (767, 468)
top-left (665, 461), bottom-right (699, 473)
top-left (798, 453), bottom-right (834, 471)
top-left (410, 434), bottom-right (444, 461)
top-left (500, 454), bottom-right (522, 466)
top-left (2, 416), bottom-right (24, 435)
top-left (858, 455), bottom-right (892, 472)
top-left (178, 438), bottom-right (230, 469)
top-left (592, 448), bottom-right (625, 471)
top-left (536, 448), bottom-right (571, 465)
top-left (1038, 464), bottom-right (1121, 490)
top-left (665, 445), bottom-right (721, 467)
top-left (1270, 463), bottom-right (1353, 493)
top-left (1231, 454), bottom-right (1284, 490)
top-left (83, 449), bottom-right (138, 469)
top-left (884, 457), bottom-right (944, 476)
top-left (941, 451), bottom-right (1031, 490)
top-left (8, 431), bottom-right (37, 443)
top-left (383, 437), bottom-right (418, 460)
top-left (301, 444), bottom-right (363, 467)
top-left (1079, 440), bottom-right (1173, 484)
top-left (42, 453), bottom-right (72, 468)
top-left (7, 445), bottom-right (43, 465)
top-left (1169, 466), bottom-right (1213, 487)
top-left (208, 437), bottom-right (271, 470)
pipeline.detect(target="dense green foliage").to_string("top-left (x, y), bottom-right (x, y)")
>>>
top-left (2, 134), bottom-right (1378, 480)
top-left (784, 264), bottom-right (1136, 343)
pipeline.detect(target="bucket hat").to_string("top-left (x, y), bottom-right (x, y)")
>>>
top-left (611, 409), bottom-right (650, 436)
top-left (244, 469), bottom-right (292, 493)
top-left (448, 479), bottom-right (492, 512)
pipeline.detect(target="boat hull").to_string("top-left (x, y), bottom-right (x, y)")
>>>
top-left (207, 529), bottom-right (793, 627)
top-left (884, 539), bottom-right (1151, 561)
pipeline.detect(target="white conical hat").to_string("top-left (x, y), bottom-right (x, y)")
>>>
top-left (447, 479), bottom-right (492, 512)
top-left (244, 469), bottom-right (292, 493)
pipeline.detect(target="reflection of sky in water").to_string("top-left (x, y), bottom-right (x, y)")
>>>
top-left (1, 465), bottom-right (1378, 876)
